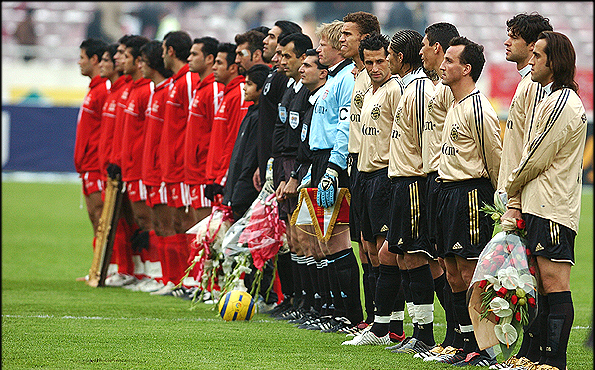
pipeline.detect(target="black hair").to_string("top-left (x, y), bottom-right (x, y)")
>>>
top-left (358, 32), bottom-right (389, 62)
top-left (390, 29), bottom-right (424, 70)
top-left (251, 26), bottom-right (271, 36)
top-left (424, 22), bottom-right (459, 53)
top-left (279, 32), bottom-right (313, 58)
top-left (105, 43), bottom-right (119, 63)
top-left (217, 42), bottom-right (238, 68)
top-left (305, 49), bottom-right (328, 70)
top-left (80, 38), bottom-right (108, 61)
top-left (140, 40), bottom-right (173, 78)
top-left (163, 30), bottom-right (192, 62)
top-left (123, 35), bottom-right (150, 61)
top-left (448, 36), bottom-right (485, 82)
top-left (194, 36), bottom-right (219, 60)
top-left (537, 31), bottom-right (578, 93)
top-left (507, 12), bottom-right (553, 45)
top-left (245, 64), bottom-right (271, 90)
top-left (275, 20), bottom-right (303, 43)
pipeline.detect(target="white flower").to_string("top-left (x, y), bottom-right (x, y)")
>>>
top-left (490, 297), bottom-right (513, 317)
top-left (498, 266), bottom-right (520, 290)
top-left (485, 275), bottom-right (502, 291)
top-left (518, 273), bottom-right (537, 295)
top-left (495, 323), bottom-right (518, 346)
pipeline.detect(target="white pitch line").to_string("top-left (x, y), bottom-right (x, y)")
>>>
top-left (1, 314), bottom-right (591, 330)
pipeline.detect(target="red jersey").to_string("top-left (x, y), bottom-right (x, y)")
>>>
top-left (160, 63), bottom-right (200, 183)
top-left (184, 73), bottom-right (225, 185)
top-left (142, 77), bottom-right (172, 186)
top-left (74, 75), bottom-right (109, 173)
top-left (206, 75), bottom-right (252, 185)
top-left (109, 76), bottom-right (134, 167)
top-left (99, 74), bottom-right (131, 180)
top-left (121, 77), bottom-right (153, 182)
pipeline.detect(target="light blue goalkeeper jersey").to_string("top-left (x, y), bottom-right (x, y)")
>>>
top-left (309, 58), bottom-right (355, 170)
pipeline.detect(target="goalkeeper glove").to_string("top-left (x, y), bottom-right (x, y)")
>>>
top-left (317, 167), bottom-right (339, 208)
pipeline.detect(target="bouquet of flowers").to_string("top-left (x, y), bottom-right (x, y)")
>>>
top-left (183, 203), bottom-right (234, 306)
top-left (468, 193), bottom-right (537, 360)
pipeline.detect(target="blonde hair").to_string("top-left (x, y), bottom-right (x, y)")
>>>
top-left (315, 20), bottom-right (344, 50)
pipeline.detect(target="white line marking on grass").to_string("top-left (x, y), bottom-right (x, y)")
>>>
top-left (2, 314), bottom-right (274, 323)
top-left (2, 315), bottom-right (591, 330)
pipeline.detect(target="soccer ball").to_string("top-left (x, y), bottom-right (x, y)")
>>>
top-left (218, 290), bottom-right (256, 321)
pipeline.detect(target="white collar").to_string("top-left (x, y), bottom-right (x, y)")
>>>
top-left (401, 67), bottom-right (426, 88)
top-left (293, 79), bottom-right (303, 92)
top-left (543, 82), bottom-right (553, 95)
top-left (518, 64), bottom-right (532, 78)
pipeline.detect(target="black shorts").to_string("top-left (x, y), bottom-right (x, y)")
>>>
top-left (436, 178), bottom-right (494, 260)
top-left (310, 149), bottom-right (349, 188)
top-left (282, 157), bottom-right (298, 216)
top-left (348, 153), bottom-right (362, 243)
top-left (426, 171), bottom-right (440, 256)
top-left (272, 157), bottom-right (286, 220)
top-left (359, 167), bottom-right (391, 243)
top-left (523, 213), bottom-right (576, 265)
top-left (386, 176), bottom-right (433, 258)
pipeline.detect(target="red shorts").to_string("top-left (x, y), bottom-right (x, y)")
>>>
top-left (126, 179), bottom-right (147, 202)
top-left (189, 184), bottom-right (212, 209)
top-left (166, 182), bottom-right (191, 208)
top-left (81, 171), bottom-right (103, 196)
top-left (146, 184), bottom-right (168, 207)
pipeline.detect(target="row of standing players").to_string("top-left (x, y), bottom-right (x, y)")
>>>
top-left (75, 11), bottom-right (586, 370)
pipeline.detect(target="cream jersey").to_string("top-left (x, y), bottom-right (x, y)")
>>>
top-left (505, 87), bottom-right (587, 233)
top-left (348, 69), bottom-right (372, 154)
top-left (388, 69), bottom-right (434, 178)
top-left (357, 77), bottom-right (403, 173)
top-left (423, 80), bottom-right (454, 173)
top-left (497, 65), bottom-right (547, 209)
top-left (438, 89), bottom-right (502, 189)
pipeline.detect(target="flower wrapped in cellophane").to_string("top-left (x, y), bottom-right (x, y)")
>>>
top-left (468, 193), bottom-right (537, 360)
top-left (183, 203), bottom-right (234, 306)
top-left (218, 160), bottom-right (287, 308)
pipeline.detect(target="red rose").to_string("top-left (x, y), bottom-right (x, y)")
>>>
top-left (497, 287), bottom-right (507, 297)
top-left (509, 258), bottom-right (517, 267)
top-left (494, 316), bottom-right (500, 323)
top-left (479, 280), bottom-right (488, 289)
top-left (526, 248), bottom-right (532, 256)
top-left (511, 295), bottom-right (518, 305)
top-left (529, 266), bottom-right (536, 275)
top-left (516, 219), bottom-right (526, 230)
top-left (528, 297), bottom-right (536, 307)
top-left (520, 259), bottom-right (528, 268)
top-left (516, 312), bottom-right (522, 321)
top-left (495, 244), bottom-right (504, 253)
top-left (481, 259), bottom-right (491, 269)
top-left (507, 244), bottom-right (514, 253)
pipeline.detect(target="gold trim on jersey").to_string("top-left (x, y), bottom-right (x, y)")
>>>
top-left (468, 189), bottom-right (479, 245)
top-left (549, 220), bottom-right (560, 246)
top-left (409, 181), bottom-right (420, 238)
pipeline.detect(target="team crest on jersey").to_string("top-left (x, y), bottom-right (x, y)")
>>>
top-left (354, 92), bottom-right (364, 109)
top-left (301, 123), bottom-right (308, 141)
top-left (152, 100), bottom-right (160, 113)
top-left (427, 99), bottom-right (434, 113)
top-left (127, 101), bottom-right (135, 112)
top-left (581, 113), bottom-right (587, 125)
top-left (450, 125), bottom-right (459, 141)
top-left (322, 89), bottom-right (328, 100)
top-left (371, 104), bottom-right (381, 120)
top-left (394, 106), bottom-right (403, 124)
top-left (279, 106), bottom-right (287, 123)
top-left (263, 82), bottom-right (270, 95)
top-left (289, 111), bottom-right (299, 129)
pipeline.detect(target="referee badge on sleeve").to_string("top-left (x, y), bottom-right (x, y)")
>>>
top-left (301, 123), bottom-right (308, 142)
top-left (279, 106), bottom-right (287, 123)
top-left (289, 111), bottom-right (299, 129)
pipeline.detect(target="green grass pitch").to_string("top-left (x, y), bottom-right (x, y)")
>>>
top-left (2, 180), bottom-right (593, 369)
